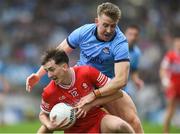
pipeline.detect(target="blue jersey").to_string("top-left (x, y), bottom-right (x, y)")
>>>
top-left (67, 24), bottom-right (129, 78)
top-left (129, 46), bottom-right (141, 73)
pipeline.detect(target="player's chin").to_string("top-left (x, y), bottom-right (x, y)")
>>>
top-left (103, 36), bottom-right (112, 41)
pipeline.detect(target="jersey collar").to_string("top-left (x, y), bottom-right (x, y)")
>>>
top-left (94, 27), bottom-right (116, 42)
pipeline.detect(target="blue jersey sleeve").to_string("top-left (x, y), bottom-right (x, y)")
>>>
top-left (67, 26), bottom-right (83, 49)
top-left (113, 40), bottom-right (130, 62)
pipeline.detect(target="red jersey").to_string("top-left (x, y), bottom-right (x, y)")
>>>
top-left (41, 65), bottom-right (110, 133)
top-left (161, 50), bottom-right (180, 84)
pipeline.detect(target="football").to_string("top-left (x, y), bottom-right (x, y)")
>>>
top-left (49, 103), bottom-right (76, 128)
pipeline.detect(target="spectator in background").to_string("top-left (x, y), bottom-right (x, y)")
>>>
top-left (124, 24), bottom-right (144, 97)
top-left (159, 35), bottom-right (180, 133)
top-left (0, 73), bottom-right (10, 125)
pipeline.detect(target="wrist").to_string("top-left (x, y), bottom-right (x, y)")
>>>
top-left (93, 89), bottom-right (102, 98)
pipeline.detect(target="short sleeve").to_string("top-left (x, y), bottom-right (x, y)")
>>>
top-left (40, 91), bottom-right (53, 114)
top-left (113, 40), bottom-right (130, 62)
top-left (87, 66), bottom-right (110, 88)
top-left (67, 26), bottom-right (84, 49)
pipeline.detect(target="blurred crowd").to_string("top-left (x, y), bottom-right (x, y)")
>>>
top-left (0, 0), bottom-right (179, 125)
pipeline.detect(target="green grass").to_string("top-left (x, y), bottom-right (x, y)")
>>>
top-left (0, 120), bottom-right (180, 133)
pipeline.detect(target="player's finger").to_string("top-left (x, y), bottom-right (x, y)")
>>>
top-left (75, 108), bottom-right (82, 116)
top-left (58, 118), bottom-right (69, 128)
top-left (77, 109), bottom-right (84, 119)
top-left (26, 80), bottom-right (30, 92)
top-left (82, 111), bottom-right (87, 118)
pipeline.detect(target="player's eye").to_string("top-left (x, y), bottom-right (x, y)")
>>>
top-left (103, 23), bottom-right (108, 28)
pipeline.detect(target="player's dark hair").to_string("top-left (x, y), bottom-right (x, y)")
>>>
top-left (126, 24), bottom-right (140, 32)
top-left (41, 49), bottom-right (69, 66)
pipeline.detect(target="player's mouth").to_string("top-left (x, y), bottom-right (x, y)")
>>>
top-left (103, 33), bottom-right (113, 40)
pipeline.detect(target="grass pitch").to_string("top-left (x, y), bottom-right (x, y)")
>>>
top-left (0, 120), bottom-right (180, 133)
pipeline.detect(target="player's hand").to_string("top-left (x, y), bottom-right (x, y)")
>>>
top-left (74, 103), bottom-right (92, 119)
top-left (26, 73), bottom-right (40, 92)
top-left (48, 116), bottom-right (70, 131)
top-left (76, 92), bottom-right (95, 108)
top-left (135, 79), bottom-right (144, 90)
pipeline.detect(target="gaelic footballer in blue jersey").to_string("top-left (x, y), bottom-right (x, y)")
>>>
top-left (26, 2), bottom-right (143, 133)
top-left (125, 24), bottom-right (144, 91)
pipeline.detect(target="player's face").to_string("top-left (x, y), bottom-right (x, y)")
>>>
top-left (95, 14), bottom-right (118, 41)
top-left (43, 60), bottom-right (68, 85)
top-left (174, 38), bottom-right (180, 52)
top-left (125, 28), bottom-right (139, 47)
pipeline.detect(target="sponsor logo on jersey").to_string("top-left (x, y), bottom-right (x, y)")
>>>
top-left (59, 95), bottom-right (66, 101)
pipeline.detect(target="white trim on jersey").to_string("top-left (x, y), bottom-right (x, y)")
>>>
top-left (161, 58), bottom-right (170, 69)
top-left (40, 106), bottom-right (50, 114)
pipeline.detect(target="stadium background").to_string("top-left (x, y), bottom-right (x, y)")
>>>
top-left (0, 0), bottom-right (180, 133)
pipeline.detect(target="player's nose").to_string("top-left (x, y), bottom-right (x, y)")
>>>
top-left (48, 72), bottom-right (53, 78)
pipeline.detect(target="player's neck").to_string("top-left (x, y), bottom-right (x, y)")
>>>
top-left (61, 69), bottom-right (72, 85)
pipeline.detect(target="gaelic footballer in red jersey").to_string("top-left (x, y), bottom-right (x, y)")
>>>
top-left (38, 49), bottom-right (134, 133)
top-left (160, 36), bottom-right (180, 133)
top-left (161, 49), bottom-right (180, 98)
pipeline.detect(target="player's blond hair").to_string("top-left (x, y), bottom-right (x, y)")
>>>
top-left (97, 2), bottom-right (121, 21)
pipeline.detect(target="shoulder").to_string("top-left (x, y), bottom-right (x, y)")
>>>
top-left (115, 26), bottom-right (127, 43)
top-left (111, 26), bottom-right (128, 49)
top-left (76, 23), bottom-right (96, 35)
top-left (73, 65), bottom-right (93, 74)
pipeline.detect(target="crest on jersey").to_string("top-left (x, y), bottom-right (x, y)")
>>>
top-left (102, 47), bottom-right (110, 54)
top-left (82, 82), bottom-right (88, 89)
top-left (59, 95), bottom-right (66, 101)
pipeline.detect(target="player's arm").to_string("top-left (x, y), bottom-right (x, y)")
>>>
top-left (39, 111), bottom-right (53, 130)
top-left (131, 70), bottom-right (144, 89)
top-left (75, 90), bottom-right (123, 118)
top-left (26, 39), bottom-right (73, 92)
top-left (95, 61), bottom-right (129, 97)
top-left (91, 90), bottom-right (123, 107)
top-left (76, 65), bottom-right (127, 107)
top-left (159, 55), bottom-right (170, 88)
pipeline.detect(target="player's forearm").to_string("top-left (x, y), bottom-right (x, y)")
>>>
top-left (131, 71), bottom-right (140, 82)
top-left (96, 76), bottom-right (127, 97)
top-left (91, 90), bottom-right (123, 107)
top-left (39, 111), bottom-right (51, 128)
top-left (36, 66), bottom-right (46, 78)
top-left (96, 61), bottom-right (130, 97)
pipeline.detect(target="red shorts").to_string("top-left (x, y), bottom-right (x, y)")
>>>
top-left (165, 83), bottom-right (180, 99)
top-left (65, 108), bottom-right (106, 133)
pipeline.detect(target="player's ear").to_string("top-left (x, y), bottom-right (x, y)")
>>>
top-left (62, 63), bottom-right (68, 71)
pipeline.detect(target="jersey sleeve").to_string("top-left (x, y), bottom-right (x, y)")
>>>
top-left (40, 91), bottom-right (52, 114)
top-left (67, 25), bottom-right (86, 49)
top-left (40, 84), bottom-right (55, 114)
top-left (113, 40), bottom-right (130, 62)
top-left (87, 66), bottom-right (110, 88)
